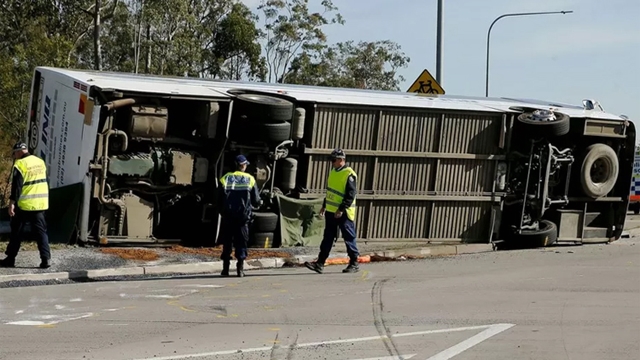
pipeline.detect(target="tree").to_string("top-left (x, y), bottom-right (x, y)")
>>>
top-left (128, 0), bottom-right (265, 79)
top-left (257, 0), bottom-right (344, 83)
top-left (208, 2), bottom-right (267, 81)
top-left (0, 1), bottom-right (76, 193)
top-left (0, 1), bottom-right (76, 139)
top-left (284, 40), bottom-right (410, 91)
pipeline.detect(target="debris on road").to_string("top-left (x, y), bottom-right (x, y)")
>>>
top-left (166, 245), bottom-right (292, 260)
top-left (284, 253), bottom-right (429, 267)
top-left (100, 248), bottom-right (160, 261)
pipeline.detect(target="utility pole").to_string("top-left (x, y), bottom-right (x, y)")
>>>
top-left (436, 0), bottom-right (443, 85)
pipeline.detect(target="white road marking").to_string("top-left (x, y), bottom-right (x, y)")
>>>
top-left (69, 298), bottom-right (82, 302)
top-left (55, 305), bottom-right (66, 310)
top-left (177, 284), bottom-right (224, 288)
top-left (131, 324), bottom-right (516, 360)
top-left (424, 323), bottom-right (515, 360)
top-left (353, 355), bottom-right (416, 360)
top-left (7, 320), bottom-right (46, 326)
top-left (15, 310), bottom-right (24, 314)
top-left (6, 313), bottom-right (94, 326)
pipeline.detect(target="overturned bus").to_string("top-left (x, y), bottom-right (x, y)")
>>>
top-left (24, 66), bottom-right (635, 249)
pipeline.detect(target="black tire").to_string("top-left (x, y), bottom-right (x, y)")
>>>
top-left (499, 220), bottom-right (558, 250)
top-left (516, 110), bottom-right (570, 138)
top-left (633, 203), bottom-right (640, 215)
top-left (252, 212), bottom-right (278, 232)
top-left (230, 119), bottom-right (291, 144)
top-left (236, 94), bottom-right (294, 122)
top-left (580, 143), bottom-right (619, 198)
top-left (249, 232), bottom-right (275, 248)
top-left (258, 121), bottom-right (291, 143)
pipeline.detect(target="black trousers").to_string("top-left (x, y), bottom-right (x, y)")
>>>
top-left (5, 210), bottom-right (51, 260)
top-left (218, 216), bottom-right (249, 261)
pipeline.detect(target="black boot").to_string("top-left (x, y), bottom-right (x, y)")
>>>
top-left (304, 261), bottom-right (324, 274)
top-left (236, 260), bottom-right (245, 277)
top-left (0, 257), bottom-right (15, 268)
top-left (342, 260), bottom-right (359, 273)
top-left (221, 260), bottom-right (230, 277)
top-left (39, 258), bottom-right (50, 269)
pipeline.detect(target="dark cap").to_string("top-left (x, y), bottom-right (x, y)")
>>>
top-left (235, 155), bottom-right (249, 165)
top-left (329, 148), bottom-right (346, 160)
top-left (12, 142), bottom-right (27, 152)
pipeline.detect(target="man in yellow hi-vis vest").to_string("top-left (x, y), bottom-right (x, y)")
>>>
top-left (305, 148), bottom-right (360, 274)
top-left (216, 155), bottom-right (262, 277)
top-left (0, 142), bottom-right (51, 269)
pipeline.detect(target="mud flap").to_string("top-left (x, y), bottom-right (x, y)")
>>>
top-left (46, 182), bottom-right (83, 244)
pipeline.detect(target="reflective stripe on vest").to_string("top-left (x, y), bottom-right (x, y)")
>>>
top-left (14, 155), bottom-right (49, 211)
top-left (325, 166), bottom-right (357, 221)
top-left (220, 171), bottom-right (256, 191)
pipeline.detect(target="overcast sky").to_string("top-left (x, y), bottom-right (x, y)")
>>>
top-left (242, 0), bottom-right (640, 127)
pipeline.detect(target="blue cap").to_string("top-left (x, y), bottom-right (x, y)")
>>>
top-left (236, 155), bottom-right (249, 165)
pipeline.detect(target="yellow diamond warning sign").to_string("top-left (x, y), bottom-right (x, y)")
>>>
top-left (406, 69), bottom-right (445, 95)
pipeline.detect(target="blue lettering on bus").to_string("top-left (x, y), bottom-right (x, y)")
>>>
top-left (40, 95), bottom-right (51, 159)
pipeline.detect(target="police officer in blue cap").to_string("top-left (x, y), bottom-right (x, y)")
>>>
top-left (217, 155), bottom-right (262, 277)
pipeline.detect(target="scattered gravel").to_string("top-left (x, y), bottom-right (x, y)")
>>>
top-left (0, 239), bottom-right (442, 290)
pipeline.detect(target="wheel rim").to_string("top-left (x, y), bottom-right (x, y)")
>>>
top-left (590, 157), bottom-right (611, 184)
top-left (523, 109), bottom-right (557, 122)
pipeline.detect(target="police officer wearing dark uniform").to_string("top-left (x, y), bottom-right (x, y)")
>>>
top-left (305, 148), bottom-right (360, 274)
top-left (217, 155), bottom-right (261, 277)
top-left (0, 142), bottom-right (51, 269)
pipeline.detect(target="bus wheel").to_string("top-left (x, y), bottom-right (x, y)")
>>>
top-left (500, 220), bottom-right (558, 250)
top-left (258, 122), bottom-right (292, 143)
top-left (580, 143), bottom-right (619, 198)
top-left (516, 110), bottom-right (570, 138)
top-left (230, 119), bottom-right (291, 143)
top-left (249, 232), bottom-right (276, 248)
top-left (236, 94), bottom-right (294, 122)
top-left (252, 212), bottom-right (279, 232)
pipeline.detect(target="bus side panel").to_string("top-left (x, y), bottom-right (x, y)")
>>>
top-left (300, 103), bottom-right (505, 243)
top-left (27, 69), bottom-right (89, 189)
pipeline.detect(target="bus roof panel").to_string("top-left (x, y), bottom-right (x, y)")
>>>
top-left (37, 67), bottom-right (626, 121)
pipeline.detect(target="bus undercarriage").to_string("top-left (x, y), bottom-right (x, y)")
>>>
top-left (78, 87), bottom-right (635, 249)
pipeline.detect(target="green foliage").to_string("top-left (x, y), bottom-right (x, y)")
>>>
top-left (258, 0), bottom-right (345, 83)
top-left (0, 0), bottom-right (410, 155)
top-left (284, 40), bottom-right (410, 91)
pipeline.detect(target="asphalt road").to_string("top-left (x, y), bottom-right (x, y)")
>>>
top-left (0, 239), bottom-right (638, 360)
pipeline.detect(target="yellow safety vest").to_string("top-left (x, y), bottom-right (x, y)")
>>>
top-left (325, 166), bottom-right (357, 221)
top-left (13, 155), bottom-right (49, 211)
top-left (220, 171), bottom-right (256, 191)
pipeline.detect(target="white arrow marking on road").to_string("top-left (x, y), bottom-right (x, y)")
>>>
top-left (425, 323), bottom-right (515, 360)
top-left (352, 355), bottom-right (416, 360)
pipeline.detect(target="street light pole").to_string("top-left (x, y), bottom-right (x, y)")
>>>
top-left (436, 0), bottom-right (443, 84)
top-left (485, 10), bottom-right (573, 97)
